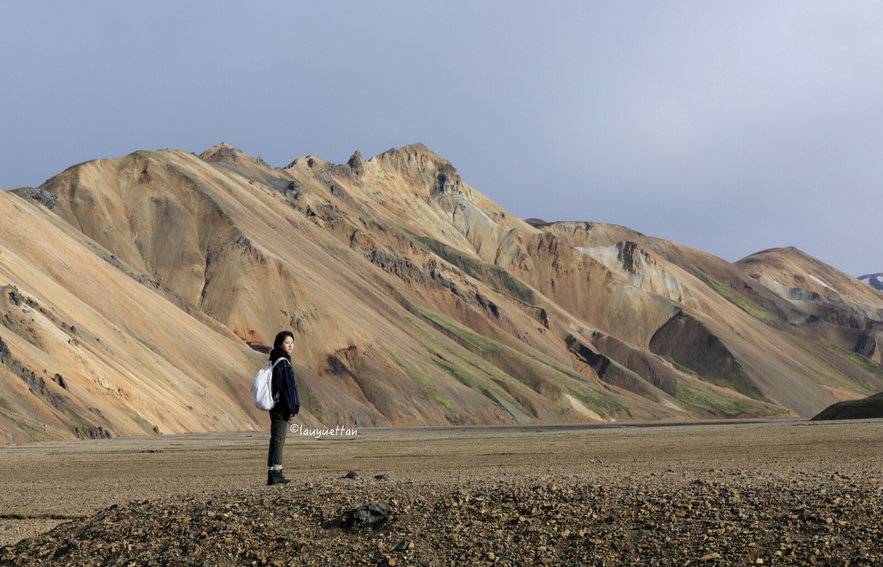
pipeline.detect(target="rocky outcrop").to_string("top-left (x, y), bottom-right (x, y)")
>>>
top-left (10, 186), bottom-right (57, 209)
top-left (369, 250), bottom-right (427, 285)
top-left (74, 425), bottom-right (113, 439)
top-left (346, 151), bottom-right (366, 176)
top-left (0, 334), bottom-right (57, 410)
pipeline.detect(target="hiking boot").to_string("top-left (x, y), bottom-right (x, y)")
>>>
top-left (267, 470), bottom-right (291, 486)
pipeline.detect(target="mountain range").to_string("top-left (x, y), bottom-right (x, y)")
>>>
top-left (2, 143), bottom-right (882, 443)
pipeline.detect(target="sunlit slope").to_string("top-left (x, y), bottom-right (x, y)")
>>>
top-left (0, 190), bottom-right (266, 443)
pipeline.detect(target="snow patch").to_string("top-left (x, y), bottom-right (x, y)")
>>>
top-left (857, 274), bottom-right (883, 288)
top-left (808, 274), bottom-right (830, 289)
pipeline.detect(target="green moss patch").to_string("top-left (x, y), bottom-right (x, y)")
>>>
top-left (486, 265), bottom-right (534, 303)
top-left (515, 348), bottom-right (589, 383)
top-left (429, 355), bottom-right (481, 390)
top-left (304, 389), bottom-right (323, 421)
top-left (415, 306), bottom-right (502, 356)
top-left (21, 423), bottom-right (46, 442)
top-left (785, 334), bottom-right (879, 396)
top-left (404, 306), bottom-right (630, 420)
top-left (388, 351), bottom-right (458, 418)
top-left (559, 383), bottom-right (629, 418)
top-left (674, 381), bottom-right (779, 418)
top-left (818, 339), bottom-right (883, 383)
top-left (397, 227), bottom-right (534, 303)
top-left (698, 273), bottom-right (777, 326)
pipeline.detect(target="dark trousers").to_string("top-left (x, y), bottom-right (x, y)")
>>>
top-left (268, 408), bottom-right (288, 467)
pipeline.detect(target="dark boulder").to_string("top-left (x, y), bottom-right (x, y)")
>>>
top-left (337, 502), bottom-right (390, 529)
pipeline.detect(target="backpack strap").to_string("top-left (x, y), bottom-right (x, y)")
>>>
top-left (268, 358), bottom-right (289, 403)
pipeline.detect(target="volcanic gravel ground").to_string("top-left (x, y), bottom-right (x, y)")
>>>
top-left (1, 420), bottom-right (881, 566)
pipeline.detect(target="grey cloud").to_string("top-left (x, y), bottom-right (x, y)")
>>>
top-left (2, 1), bottom-right (881, 276)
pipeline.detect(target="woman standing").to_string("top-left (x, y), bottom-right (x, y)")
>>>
top-left (267, 331), bottom-right (300, 486)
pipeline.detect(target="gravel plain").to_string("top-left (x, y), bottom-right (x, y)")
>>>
top-left (0, 419), bottom-right (881, 566)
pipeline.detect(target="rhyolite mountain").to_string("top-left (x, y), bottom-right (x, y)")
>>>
top-left (2, 143), bottom-right (882, 443)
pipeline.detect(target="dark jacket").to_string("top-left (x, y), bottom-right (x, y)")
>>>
top-left (269, 348), bottom-right (301, 420)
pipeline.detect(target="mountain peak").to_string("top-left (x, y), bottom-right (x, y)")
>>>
top-left (199, 143), bottom-right (270, 169)
top-left (371, 144), bottom-right (463, 195)
top-left (199, 143), bottom-right (244, 162)
top-left (347, 151), bottom-right (365, 176)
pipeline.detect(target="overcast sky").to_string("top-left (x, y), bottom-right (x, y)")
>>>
top-left (3, 2), bottom-right (881, 277)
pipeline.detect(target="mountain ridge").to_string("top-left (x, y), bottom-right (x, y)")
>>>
top-left (2, 143), bottom-right (882, 443)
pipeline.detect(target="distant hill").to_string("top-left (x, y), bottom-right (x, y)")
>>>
top-left (2, 143), bottom-right (883, 443)
top-left (859, 273), bottom-right (883, 292)
top-left (811, 392), bottom-right (883, 421)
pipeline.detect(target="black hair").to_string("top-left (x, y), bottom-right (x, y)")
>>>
top-left (273, 331), bottom-right (294, 350)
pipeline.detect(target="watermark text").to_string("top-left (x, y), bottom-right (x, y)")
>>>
top-left (289, 423), bottom-right (357, 438)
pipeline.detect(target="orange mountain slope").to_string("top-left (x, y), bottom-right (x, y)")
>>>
top-left (2, 143), bottom-right (881, 443)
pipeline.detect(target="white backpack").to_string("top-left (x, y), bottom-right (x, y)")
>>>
top-left (250, 358), bottom-right (288, 410)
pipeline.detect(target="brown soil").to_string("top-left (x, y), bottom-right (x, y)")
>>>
top-left (1, 420), bottom-right (881, 565)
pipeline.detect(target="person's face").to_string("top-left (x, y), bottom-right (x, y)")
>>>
top-left (282, 336), bottom-right (294, 354)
